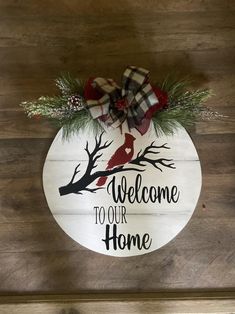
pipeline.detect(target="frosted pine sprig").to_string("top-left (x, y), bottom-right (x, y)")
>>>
top-left (21, 95), bottom-right (85, 120)
top-left (199, 107), bottom-right (226, 120)
top-left (21, 73), bottom-right (223, 139)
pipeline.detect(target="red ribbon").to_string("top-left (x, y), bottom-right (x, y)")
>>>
top-left (84, 74), bottom-right (168, 135)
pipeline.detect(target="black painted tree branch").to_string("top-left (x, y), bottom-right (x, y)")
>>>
top-left (59, 133), bottom-right (175, 196)
top-left (129, 141), bottom-right (176, 172)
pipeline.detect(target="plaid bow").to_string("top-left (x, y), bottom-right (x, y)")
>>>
top-left (85, 66), bottom-right (164, 134)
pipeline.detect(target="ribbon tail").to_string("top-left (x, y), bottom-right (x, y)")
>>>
top-left (135, 118), bottom-right (151, 135)
top-left (119, 123), bottom-right (123, 135)
top-left (134, 100), bottom-right (164, 135)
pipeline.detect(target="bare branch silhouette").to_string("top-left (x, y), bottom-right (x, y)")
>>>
top-left (130, 141), bottom-right (176, 172)
top-left (59, 133), bottom-right (175, 196)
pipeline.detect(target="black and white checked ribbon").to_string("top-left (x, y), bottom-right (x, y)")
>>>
top-left (86, 66), bottom-right (159, 133)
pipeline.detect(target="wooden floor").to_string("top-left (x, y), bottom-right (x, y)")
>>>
top-left (0, 0), bottom-right (235, 301)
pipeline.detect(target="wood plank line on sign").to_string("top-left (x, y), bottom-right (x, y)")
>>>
top-left (0, 217), bottom-right (234, 253)
top-left (0, 135), bottom-right (234, 176)
top-left (0, 173), bottom-right (234, 223)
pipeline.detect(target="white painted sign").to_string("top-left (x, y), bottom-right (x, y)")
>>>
top-left (43, 123), bottom-right (201, 257)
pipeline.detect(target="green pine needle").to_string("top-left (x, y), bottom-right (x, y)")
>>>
top-left (21, 73), bottom-right (214, 139)
top-left (160, 76), bottom-right (189, 101)
top-left (55, 73), bottom-right (85, 96)
top-left (60, 110), bottom-right (104, 139)
top-left (153, 77), bottom-right (213, 136)
top-left (21, 95), bottom-right (67, 118)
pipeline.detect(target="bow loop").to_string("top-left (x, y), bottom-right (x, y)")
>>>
top-left (85, 66), bottom-right (167, 135)
top-left (122, 66), bottom-right (149, 94)
top-left (93, 77), bottom-right (121, 102)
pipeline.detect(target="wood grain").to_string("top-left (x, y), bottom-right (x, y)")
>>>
top-left (1, 292), bottom-right (235, 314)
top-left (0, 0), bottom-right (234, 305)
top-left (0, 0), bottom-right (235, 15)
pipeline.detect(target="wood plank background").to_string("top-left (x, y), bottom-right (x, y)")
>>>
top-left (1, 292), bottom-right (235, 314)
top-left (0, 0), bottom-right (235, 296)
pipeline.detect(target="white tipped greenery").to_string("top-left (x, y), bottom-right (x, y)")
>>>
top-left (21, 73), bottom-right (221, 139)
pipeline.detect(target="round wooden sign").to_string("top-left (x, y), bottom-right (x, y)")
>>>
top-left (43, 124), bottom-right (201, 257)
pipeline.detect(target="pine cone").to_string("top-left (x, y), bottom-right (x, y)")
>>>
top-left (67, 95), bottom-right (84, 108)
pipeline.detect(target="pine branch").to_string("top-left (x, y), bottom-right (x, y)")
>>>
top-left (21, 73), bottom-right (216, 139)
top-left (21, 96), bottom-right (67, 118)
top-left (61, 110), bottom-right (104, 139)
top-left (153, 77), bottom-right (213, 136)
top-left (21, 92), bottom-right (104, 138)
top-left (55, 73), bottom-right (85, 96)
top-left (160, 76), bottom-right (190, 102)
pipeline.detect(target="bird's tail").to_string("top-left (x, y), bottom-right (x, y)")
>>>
top-left (96, 176), bottom-right (108, 187)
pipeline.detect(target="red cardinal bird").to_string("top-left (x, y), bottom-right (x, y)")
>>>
top-left (96, 133), bottom-right (136, 187)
